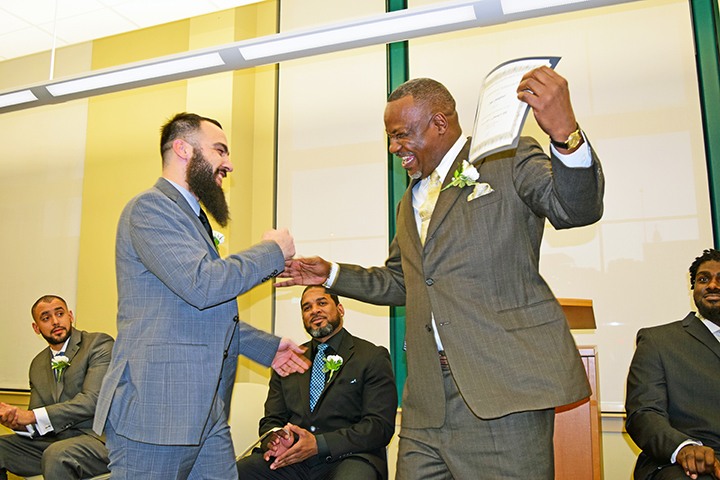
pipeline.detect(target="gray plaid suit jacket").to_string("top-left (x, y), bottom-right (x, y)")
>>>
top-left (93, 178), bottom-right (284, 445)
top-left (626, 313), bottom-right (720, 480)
top-left (332, 137), bottom-right (603, 428)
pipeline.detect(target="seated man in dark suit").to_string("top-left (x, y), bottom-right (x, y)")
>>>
top-left (237, 286), bottom-right (397, 479)
top-left (0, 295), bottom-right (114, 480)
top-left (626, 249), bottom-right (720, 480)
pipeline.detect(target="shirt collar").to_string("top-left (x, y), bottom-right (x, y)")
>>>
top-left (415, 135), bottom-right (466, 192)
top-left (313, 327), bottom-right (345, 356)
top-left (165, 178), bottom-right (201, 216)
top-left (695, 311), bottom-right (720, 338)
top-left (435, 135), bottom-right (467, 184)
top-left (51, 337), bottom-right (71, 357)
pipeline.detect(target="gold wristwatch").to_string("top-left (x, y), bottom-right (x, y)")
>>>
top-left (550, 125), bottom-right (582, 150)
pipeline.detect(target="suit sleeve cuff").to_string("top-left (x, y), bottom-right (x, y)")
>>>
top-left (315, 434), bottom-right (331, 460)
top-left (671, 439), bottom-right (703, 463)
top-left (550, 131), bottom-right (591, 168)
top-left (33, 407), bottom-right (54, 436)
top-left (322, 263), bottom-right (339, 288)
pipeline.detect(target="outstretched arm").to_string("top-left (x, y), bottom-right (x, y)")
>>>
top-left (275, 256), bottom-right (332, 288)
top-left (271, 338), bottom-right (310, 376)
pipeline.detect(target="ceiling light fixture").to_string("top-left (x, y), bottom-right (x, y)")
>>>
top-left (0, 0), bottom-right (640, 115)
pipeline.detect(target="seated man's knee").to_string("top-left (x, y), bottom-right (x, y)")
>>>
top-left (329, 457), bottom-right (379, 480)
top-left (42, 441), bottom-right (81, 477)
top-left (237, 451), bottom-right (274, 477)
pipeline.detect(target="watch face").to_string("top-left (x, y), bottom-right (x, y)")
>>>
top-left (567, 130), bottom-right (582, 149)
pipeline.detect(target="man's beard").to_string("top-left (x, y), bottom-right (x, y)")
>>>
top-left (42, 325), bottom-right (72, 346)
top-left (697, 300), bottom-right (720, 323)
top-left (187, 149), bottom-right (230, 227)
top-left (408, 170), bottom-right (422, 180)
top-left (305, 316), bottom-right (341, 338)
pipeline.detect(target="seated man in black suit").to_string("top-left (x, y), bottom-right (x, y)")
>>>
top-left (626, 249), bottom-right (720, 480)
top-left (0, 295), bottom-right (114, 480)
top-left (237, 286), bottom-right (397, 479)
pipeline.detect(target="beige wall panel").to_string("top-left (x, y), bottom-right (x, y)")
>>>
top-left (0, 39), bottom-right (93, 389)
top-left (0, 99), bottom-right (89, 389)
top-left (275, 0), bottom-right (390, 349)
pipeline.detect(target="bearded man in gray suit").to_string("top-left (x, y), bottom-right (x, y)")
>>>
top-left (93, 113), bottom-right (310, 480)
top-left (278, 67), bottom-right (604, 479)
top-left (0, 295), bottom-right (113, 480)
top-left (626, 248), bottom-right (720, 480)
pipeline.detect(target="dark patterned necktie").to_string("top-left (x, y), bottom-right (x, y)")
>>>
top-left (309, 343), bottom-right (328, 411)
top-left (198, 208), bottom-right (213, 241)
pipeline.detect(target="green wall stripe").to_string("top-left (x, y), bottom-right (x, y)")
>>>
top-left (386, 0), bottom-right (409, 406)
top-left (691, 0), bottom-right (720, 244)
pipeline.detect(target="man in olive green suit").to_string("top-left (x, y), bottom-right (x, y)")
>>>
top-left (0, 295), bottom-right (114, 479)
top-left (279, 68), bottom-right (604, 479)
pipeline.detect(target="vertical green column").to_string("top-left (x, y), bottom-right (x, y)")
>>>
top-left (386, 0), bottom-right (409, 406)
top-left (691, 0), bottom-right (720, 244)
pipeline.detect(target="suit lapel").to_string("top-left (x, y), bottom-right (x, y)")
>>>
top-left (399, 180), bottom-right (423, 255)
top-left (425, 139), bottom-right (471, 244)
top-left (324, 333), bottom-right (354, 391)
top-left (313, 332), bottom-right (355, 412)
top-left (299, 343), bottom-right (312, 416)
top-left (154, 178), bottom-right (217, 254)
top-left (38, 348), bottom-right (58, 402)
top-left (684, 314), bottom-right (720, 361)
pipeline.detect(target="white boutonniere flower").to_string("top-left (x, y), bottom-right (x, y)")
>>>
top-left (51, 355), bottom-right (70, 381)
top-left (441, 160), bottom-right (480, 191)
top-left (212, 231), bottom-right (225, 250)
top-left (323, 355), bottom-right (343, 381)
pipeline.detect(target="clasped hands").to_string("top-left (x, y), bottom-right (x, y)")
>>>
top-left (0, 402), bottom-right (35, 430)
top-left (677, 445), bottom-right (720, 479)
top-left (261, 423), bottom-right (318, 470)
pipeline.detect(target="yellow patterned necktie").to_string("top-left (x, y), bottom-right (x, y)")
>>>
top-left (419, 171), bottom-right (441, 245)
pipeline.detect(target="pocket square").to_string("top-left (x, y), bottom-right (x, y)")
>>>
top-left (467, 183), bottom-right (494, 202)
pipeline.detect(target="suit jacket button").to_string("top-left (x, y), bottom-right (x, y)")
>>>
top-left (425, 325), bottom-right (432, 332)
top-left (233, 316), bottom-right (239, 322)
top-left (426, 278), bottom-right (434, 286)
top-left (326, 456), bottom-right (332, 462)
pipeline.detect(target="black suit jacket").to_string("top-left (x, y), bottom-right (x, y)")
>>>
top-left (259, 329), bottom-right (397, 479)
top-left (626, 313), bottom-right (720, 480)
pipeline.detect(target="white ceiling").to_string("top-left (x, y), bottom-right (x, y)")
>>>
top-left (0, 0), bottom-right (265, 62)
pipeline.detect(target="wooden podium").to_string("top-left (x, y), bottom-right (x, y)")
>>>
top-left (554, 299), bottom-right (602, 480)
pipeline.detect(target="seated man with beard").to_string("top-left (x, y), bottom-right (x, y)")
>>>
top-left (0, 295), bottom-right (114, 480)
top-left (626, 248), bottom-right (720, 480)
top-left (237, 286), bottom-right (397, 480)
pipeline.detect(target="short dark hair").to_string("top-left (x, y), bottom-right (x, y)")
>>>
top-left (159, 112), bottom-right (222, 164)
top-left (31, 295), bottom-right (68, 320)
top-left (387, 77), bottom-right (456, 117)
top-left (689, 248), bottom-right (720, 289)
top-left (301, 285), bottom-right (339, 306)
